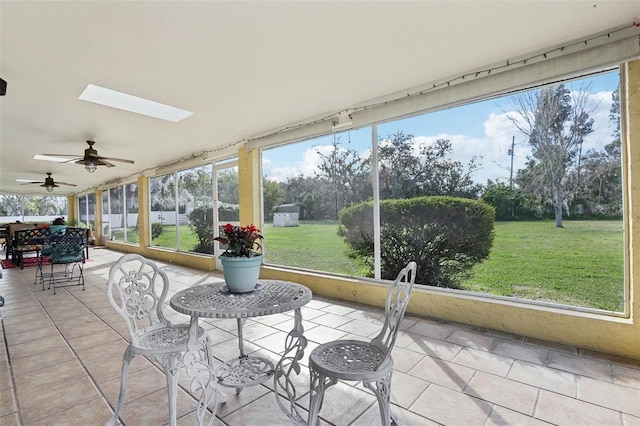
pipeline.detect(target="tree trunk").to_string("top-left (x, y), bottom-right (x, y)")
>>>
top-left (555, 186), bottom-right (564, 227)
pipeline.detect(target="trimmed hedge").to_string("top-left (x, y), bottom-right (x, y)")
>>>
top-left (339, 196), bottom-right (495, 288)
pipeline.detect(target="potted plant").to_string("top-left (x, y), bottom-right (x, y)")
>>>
top-left (49, 216), bottom-right (67, 235)
top-left (214, 223), bottom-right (263, 293)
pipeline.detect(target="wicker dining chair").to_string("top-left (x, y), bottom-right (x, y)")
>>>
top-left (307, 261), bottom-right (417, 426)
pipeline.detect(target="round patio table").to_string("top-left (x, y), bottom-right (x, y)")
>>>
top-left (170, 279), bottom-right (312, 424)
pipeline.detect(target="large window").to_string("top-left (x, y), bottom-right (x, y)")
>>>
top-left (262, 69), bottom-right (623, 312)
top-left (77, 193), bottom-right (96, 232)
top-left (0, 194), bottom-right (68, 223)
top-left (150, 164), bottom-right (214, 253)
top-left (104, 183), bottom-right (138, 244)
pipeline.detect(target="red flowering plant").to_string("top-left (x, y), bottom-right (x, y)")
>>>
top-left (214, 223), bottom-right (263, 258)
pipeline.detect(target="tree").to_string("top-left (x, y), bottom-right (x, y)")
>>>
top-left (263, 177), bottom-right (284, 221)
top-left (282, 174), bottom-right (334, 220)
top-left (509, 84), bottom-right (594, 227)
top-left (315, 136), bottom-right (371, 219)
top-left (377, 132), bottom-right (482, 200)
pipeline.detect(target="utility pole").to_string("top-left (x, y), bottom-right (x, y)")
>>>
top-left (508, 136), bottom-right (515, 190)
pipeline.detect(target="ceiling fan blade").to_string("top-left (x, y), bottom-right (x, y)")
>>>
top-left (40, 154), bottom-right (82, 158)
top-left (98, 156), bottom-right (135, 164)
top-left (55, 181), bottom-right (77, 186)
top-left (20, 181), bottom-right (44, 185)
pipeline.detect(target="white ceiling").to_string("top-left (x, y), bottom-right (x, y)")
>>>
top-left (1, 1), bottom-right (639, 195)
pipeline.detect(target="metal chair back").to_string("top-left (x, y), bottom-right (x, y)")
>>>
top-left (370, 261), bottom-right (417, 369)
top-left (106, 253), bottom-right (171, 345)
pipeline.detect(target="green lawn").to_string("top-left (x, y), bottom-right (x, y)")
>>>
top-left (263, 220), bottom-right (625, 311)
top-left (464, 220), bottom-right (624, 311)
top-left (262, 221), bottom-right (369, 276)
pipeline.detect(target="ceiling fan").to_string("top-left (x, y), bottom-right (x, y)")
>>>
top-left (19, 173), bottom-right (77, 193)
top-left (38, 140), bottom-right (135, 172)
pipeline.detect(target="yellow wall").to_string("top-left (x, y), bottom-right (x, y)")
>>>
top-left (97, 60), bottom-right (640, 361)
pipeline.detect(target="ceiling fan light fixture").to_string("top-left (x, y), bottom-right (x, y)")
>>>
top-left (85, 160), bottom-right (97, 173)
top-left (45, 185), bottom-right (54, 192)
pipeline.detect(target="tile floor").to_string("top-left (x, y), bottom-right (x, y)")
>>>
top-left (1, 247), bottom-right (640, 426)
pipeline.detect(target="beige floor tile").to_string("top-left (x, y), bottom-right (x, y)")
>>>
top-left (409, 355), bottom-right (475, 392)
top-left (389, 370), bottom-right (430, 408)
top-left (303, 324), bottom-right (348, 344)
top-left (613, 364), bottom-right (640, 390)
top-left (2, 315), bottom-right (52, 334)
top-left (446, 329), bottom-right (498, 351)
top-left (410, 383), bottom-right (492, 425)
top-left (452, 347), bottom-right (514, 377)
top-left (100, 365), bottom-right (170, 406)
top-left (19, 376), bottom-right (100, 424)
top-left (10, 345), bottom-right (77, 375)
top-left (309, 312), bottom-right (353, 328)
top-left (27, 397), bottom-right (113, 426)
top-left (293, 381), bottom-right (374, 426)
top-left (337, 318), bottom-right (381, 337)
top-left (491, 339), bottom-right (550, 365)
top-left (0, 386), bottom-right (18, 419)
top-left (65, 327), bottom-right (123, 350)
top-left (4, 325), bottom-right (59, 346)
top-left (464, 371), bottom-right (539, 415)
top-left (535, 389), bottom-right (622, 425)
top-left (74, 338), bottom-right (129, 365)
top-left (486, 405), bottom-right (551, 426)
top-left (405, 335), bottom-right (463, 361)
top-left (14, 359), bottom-right (86, 397)
top-left (0, 368), bottom-right (12, 391)
top-left (84, 351), bottom-right (152, 384)
top-left (405, 319), bottom-right (458, 340)
top-left (6, 334), bottom-right (67, 359)
top-left (115, 387), bottom-right (197, 426)
top-left (547, 351), bottom-right (614, 381)
top-left (351, 402), bottom-right (438, 426)
top-left (389, 346), bottom-right (425, 373)
top-left (621, 413), bottom-right (640, 425)
top-left (579, 375), bottom-right (640, 417)
top-left (0, 412), bottom-right (21, 426)
top-left (508, 360), bottom-right (577, 397)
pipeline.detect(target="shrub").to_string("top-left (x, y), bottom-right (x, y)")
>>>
top-left (339, 196), bottom-right (495, 288)
top-left (188, 206), bottom-right (215, 254)
top-left (151, 222), bottom-right (164, 240)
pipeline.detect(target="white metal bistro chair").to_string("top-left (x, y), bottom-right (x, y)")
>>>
top-left (105, 254), bottom-right (212, 426)
top-left (307, 261), bottom-right (417, 426)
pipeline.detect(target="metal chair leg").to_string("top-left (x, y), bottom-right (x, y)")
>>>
top-left (105, 347), bottom-right (135, 426)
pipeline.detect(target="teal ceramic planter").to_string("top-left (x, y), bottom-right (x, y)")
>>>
top-left (220, 255), bottom-right (263, 293)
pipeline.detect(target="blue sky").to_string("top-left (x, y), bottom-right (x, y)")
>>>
top-left (263, 70), bottom-right (620, 185)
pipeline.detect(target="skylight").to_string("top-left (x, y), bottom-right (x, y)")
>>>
top-left (79, 84), bottom-right (193, 122)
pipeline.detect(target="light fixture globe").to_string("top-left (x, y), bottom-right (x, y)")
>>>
top-left (85, 160), bottom-right (97, 173)
top-left (45, 185), bottom-right (54, 192)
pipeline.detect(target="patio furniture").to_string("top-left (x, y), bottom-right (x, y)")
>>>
top-left (170, 279), bottom-right (313, 424)
top-left (105, 254), bottom-right (213, 426)
top-left (47, 229), bottom-right (86, 294)
top-left (12, 227), bottom-right (48, 269)
top-left (34, 226), bottom-right (67, 289)
top-left (307, 261), bottom-right (417, 426)
top-left (5, 223), bottom-right (35, 260)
